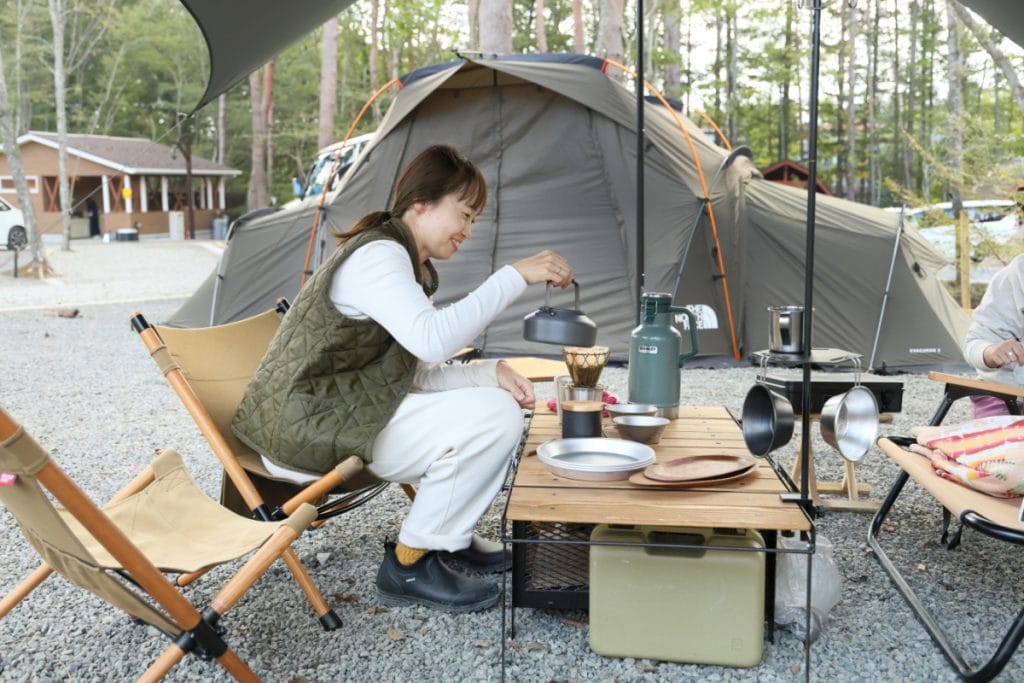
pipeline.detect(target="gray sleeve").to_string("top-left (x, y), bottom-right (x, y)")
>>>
top-left (963, 255), bottom-right (1024, 372)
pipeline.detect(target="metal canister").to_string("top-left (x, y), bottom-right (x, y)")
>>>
top-left (768, 305), bottom-right (805, 354)
top-left (627, 293), bottom-right (699, 418)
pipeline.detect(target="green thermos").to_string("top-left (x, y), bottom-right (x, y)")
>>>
top-left (627, 292), bottom-right (699, 418)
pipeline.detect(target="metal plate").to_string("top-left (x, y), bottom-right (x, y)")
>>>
top-left (537, 438), bottom-right (656, 481)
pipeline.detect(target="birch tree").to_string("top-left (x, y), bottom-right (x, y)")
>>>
top-left (0, 47), bottom-right (49, 276)
top-left (572, 0), bottom-right (585, 53)
top-left (319, 16), bottom-right (338, 149)
top-left (48, 0), bottom-right (72, 250)
top-left (944, 0), bottom-right (969, 309)
top-left (480, 0), bottom-right (513, 53)
top-left (597, 0), bottom-right (624, 75)
top-left (950, 0), bottom-right (1024, 117)
top-left (247, 67), bottom-right (269, 209)
top-left (535, 0), bottom-right (547, 53)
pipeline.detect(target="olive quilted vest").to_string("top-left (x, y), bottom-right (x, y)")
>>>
top-left (231, 218), bottom-right (438, 474)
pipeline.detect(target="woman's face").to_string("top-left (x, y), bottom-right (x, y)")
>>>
top-left (407, 193), bottom-right (477, 262)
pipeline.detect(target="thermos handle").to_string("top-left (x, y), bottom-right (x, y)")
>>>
top-left (669, 306), bottom-right (699, 365)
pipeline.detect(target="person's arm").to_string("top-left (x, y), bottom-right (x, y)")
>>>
top-left (963, 257), bottom-right (1024, 370)
top-left (331, 241), bottom-right (527, 362)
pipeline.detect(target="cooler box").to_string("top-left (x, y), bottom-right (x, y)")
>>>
top-left (589, 524), bottom-right (765, 667)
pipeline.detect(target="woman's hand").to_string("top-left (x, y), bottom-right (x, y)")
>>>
top-left (982, 339), bottom-right (1024, 368)
top-left (512, 250), bottom-right (574, 288)
top-left (497, 360), bottom-right (535, 409)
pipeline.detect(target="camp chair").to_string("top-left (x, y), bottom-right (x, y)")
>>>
top-left (869, 371), bottom-right (1024, 682)
top-left (131, 302), bottom-right (410, 629)
top-left (0, 406), bottom-right (318, 681)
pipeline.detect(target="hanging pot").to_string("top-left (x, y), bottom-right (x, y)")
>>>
top-left (820, 385), bottom-right (879, 462)
top-left (522, 280), bottom-right (598, 347)
top-left (741, 384), bottom-right (795, 458)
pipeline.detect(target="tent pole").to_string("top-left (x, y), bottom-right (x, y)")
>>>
top-left (635, 0), bottom-right (645, 325)
top-left (869, 207), bottom-right (905, 370)
top-left (799, 0), bottom-right (825, 517)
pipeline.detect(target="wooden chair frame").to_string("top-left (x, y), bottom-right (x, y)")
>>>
top-left (0, 407), bottom-right (316, 682)
top-left (868, 371), bottom-right (1024, 682)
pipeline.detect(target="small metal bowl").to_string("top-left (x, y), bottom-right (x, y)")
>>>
top-left (611, 415), bottom-right (671, 444)
top-left (820, 386), bottom-right (879, 462)
top-left (606, 403), bottom-right (658, 420)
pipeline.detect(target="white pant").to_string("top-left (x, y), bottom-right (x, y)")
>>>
top-left (368, 386), bottom-right (523, 552)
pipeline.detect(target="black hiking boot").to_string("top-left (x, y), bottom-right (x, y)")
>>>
top-left (439, 534), bottom-right (512, 574)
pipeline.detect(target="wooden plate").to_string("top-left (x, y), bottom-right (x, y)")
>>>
top-left (628, 465), bottom-right (757, 489)
top-left (643, 454), bottom-right (755, 482)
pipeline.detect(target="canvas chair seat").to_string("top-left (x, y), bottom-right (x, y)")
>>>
top-left (0, 408), bottom-right (318, 680)
top-left (868, 371), bottom-right (1024, 682)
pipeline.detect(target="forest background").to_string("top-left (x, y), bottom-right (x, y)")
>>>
top-left (1, 0), bottom-right (1023, 239)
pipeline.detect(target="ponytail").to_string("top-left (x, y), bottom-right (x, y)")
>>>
top-left (333, 210), bottom-right (392, 243)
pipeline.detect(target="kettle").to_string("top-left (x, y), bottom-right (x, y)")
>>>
top-left (522, 280), bottom-right (598, 347)
top-left (627, 292), bottom-right (699, 418)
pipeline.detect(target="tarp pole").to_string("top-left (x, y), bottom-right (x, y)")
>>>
top-left (869, 207), bottom-right (905, 370)
top-left (635, 0), bottom-right (645, 325)
top-left (208, 217), bottom-right (241, 326)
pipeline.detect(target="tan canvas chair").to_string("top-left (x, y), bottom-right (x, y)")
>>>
top-left (0, 406), bottom-right (318, 682)
top-left (131, 302), bottom-right (412, 629)
top-left (869, 371), bottom-right (1024, 682)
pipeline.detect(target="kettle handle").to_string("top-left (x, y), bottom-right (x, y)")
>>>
top-left (669, 306), bottom-right (700, 366)
top-left (544, 279), bottom-right (581, 309)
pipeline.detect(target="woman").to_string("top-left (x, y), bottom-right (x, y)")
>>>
top-left (963, 253), bottom-right (1024, 417)
top-left (233, 144), bottom-right (574, 612)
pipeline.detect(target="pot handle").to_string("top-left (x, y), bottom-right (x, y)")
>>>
top-left (544, 279), bottom-right (581, 309)
top-left (669, 306), bottom-right (700, 366)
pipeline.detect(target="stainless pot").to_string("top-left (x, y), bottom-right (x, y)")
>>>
top-left (523, 280), bottom-right (598, 346)
top-left (820, 385), bottom-right (879, 462)
top-left (741, 384), bottom-right (795, 458)
top-left (768, 305), bottom-right (806, 354)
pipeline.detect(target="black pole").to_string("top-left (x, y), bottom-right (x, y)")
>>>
top-left (635, 0), bottom-right (645, 324)
top-left (800, 0), bottom-right (824, 509)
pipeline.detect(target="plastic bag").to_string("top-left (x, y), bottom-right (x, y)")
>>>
top-left (773, 533), bottom-right (841, 643)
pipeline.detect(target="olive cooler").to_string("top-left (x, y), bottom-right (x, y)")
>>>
top-left (588, 524), bottom-right (766, 667)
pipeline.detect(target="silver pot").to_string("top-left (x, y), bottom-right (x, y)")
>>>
top-left (741, 384), bottom-right (795, 458)
top-left (523, 280), bottom-right (598, 347)
top-left (820, 385), bottom-right (879, 462)
top-left (768, 305), bottom-right (806, 354)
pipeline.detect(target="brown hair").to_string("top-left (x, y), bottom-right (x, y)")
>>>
top-left (334, 144), bottom-right (487, 242)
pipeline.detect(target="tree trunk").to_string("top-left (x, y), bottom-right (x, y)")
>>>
top-left (480, 0), bottom-right (513, 54)
top-left (951, 0), bottom-right (1024, 117)
top-left (535, 0), bottom-right (547, 53)
top-left (217, 93), bottom-right (227, 164)
top-left (247, 69), bottom-right (268, 210)
top-left (263, 61), bottom-right (274, 203)
top-left (903, 1), bottom-right (919, 191)
top-left (369, 0), bottom-right (381, 121)
top-left (572, 0), bottom-right (584, 54)
top-left (319, 15), bottom-right (338, 149)
top-left (845, 3), bottom-right (858, 202)
top-left (48, 0), bottom-right (72, 251)
top-left (726, 5), bottom-right (738, 144)
top-left (0, 47), bottom-right (48, 276)
top-left (780, 1), bottom-right (794, 160)
top-left (663, 2), bottom-right (681, 95)
top-left (598, 0), bottom-right (624, 79)
top-left (468, 0), bottom-right (480, 49)
top-left (944, 0), bottom-right (969, 310)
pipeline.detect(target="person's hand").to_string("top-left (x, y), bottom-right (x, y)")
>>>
top-left (512, 250), bottom-right (574, 288)
top-left (982, 339), bottom-right (1024, 368)
top-left (497, 360), bottom-right (535, 409)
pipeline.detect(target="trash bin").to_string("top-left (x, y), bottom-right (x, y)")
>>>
top-left (168, 211), bottom-right (185, 240)
top-left (212, 215), bottom-right (228, 241)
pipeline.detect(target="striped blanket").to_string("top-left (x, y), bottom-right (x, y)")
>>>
top-left (910, 416), bottom-right (1024, 498)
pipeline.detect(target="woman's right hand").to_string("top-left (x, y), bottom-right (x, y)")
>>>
top-left (982, 339), bottom-right (1024, 368)
top-left (512, 250), bottom-right (574, 288)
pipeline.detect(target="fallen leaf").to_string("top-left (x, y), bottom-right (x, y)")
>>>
top-left (560, 618), bottom-right (587, 628)
top-left (471, 639), bottom-right (491, 648)
top-left (386, 626), bottom-right (407, 641)
top-left (412, 614), bottom-right (429, 621)
top-left (507, 640), bottom-right (523, 653)
top-left (366, 605), bottom-right (389, 615)
top-left (419, 627), bottom-right (430, 636)
top-left (525, 641), bottom-right (546, 652)
top-left (634, 661), bottom-right (658, 673)
top-left (45, 308), bottom-right (80, 319)
top-left (284, 676), bottom-right (310, 683)
top-left (332, 593), bottom-right (360, 604)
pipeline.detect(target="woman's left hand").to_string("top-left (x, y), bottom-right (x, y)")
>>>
top-left (497, 360), bottom-right (535, 408)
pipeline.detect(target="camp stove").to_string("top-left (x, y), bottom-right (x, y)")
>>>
top-left (627, 293), bottom-right (699, 418)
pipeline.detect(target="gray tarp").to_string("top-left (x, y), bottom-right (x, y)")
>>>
top-left (169, 55), bottom-right (969, 369)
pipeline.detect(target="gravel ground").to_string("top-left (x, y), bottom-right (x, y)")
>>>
top-left (1, 239), bottom-right (1022, 682)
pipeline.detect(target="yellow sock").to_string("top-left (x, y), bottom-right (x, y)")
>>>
top-left (395, 542), bottom-right (428, 566)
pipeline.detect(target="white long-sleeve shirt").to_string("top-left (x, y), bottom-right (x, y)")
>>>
top-left (963, 253), bottom-right (1024, 385)
top-left (329, 240), bottom-right (528, 390)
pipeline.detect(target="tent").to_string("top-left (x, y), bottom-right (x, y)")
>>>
top-left (169, 54), bottom-right (969, 369)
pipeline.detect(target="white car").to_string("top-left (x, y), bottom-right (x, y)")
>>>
top-left (284, 132), bottom-right (376, 209)
top-left (888, 200), bottom-right (1021, 261)
top-left (0, 196), bottom-right (27, 250)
